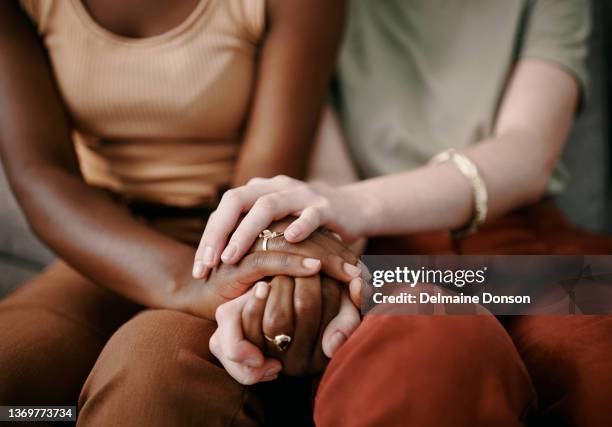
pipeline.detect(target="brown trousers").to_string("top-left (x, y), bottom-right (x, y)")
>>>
top-left (1, 202), bottom-right (612, 426)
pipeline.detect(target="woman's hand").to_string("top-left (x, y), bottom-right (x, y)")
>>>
top-left (210, 276), bottom-right (360, 384)
top-left (193, 176), bottom-right (369, 273)
top-left (194, 218), bottom-right (366, 306)
top-left (180, 251), bottom-right (324, 321)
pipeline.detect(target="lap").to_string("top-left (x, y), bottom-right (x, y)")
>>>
top-left (79, 309), bottom-right (315, 427)
top-left (363, 202), bottom-right (612, 425)
top-left (0, 261), bottom-right (139, 404)
top-left (315, 315), bottom-right (535, 427)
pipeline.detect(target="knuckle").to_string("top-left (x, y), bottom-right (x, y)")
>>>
top-left (294, 296), bottom-right (318, 316)
top-left (299, 208), bottom-right (321, 230)
top-left (226, 346), bottom-right (242, 362)
top-left (274, 174), bottom-right (292, 185)
top-left (264, 312), bottom-right (292, 334)
top-left (209, 334), bottom-right (220, 354)
top-left (215, 304), bottom-right (228, 322)
top-left (335, 313), bottom-right (361, 331)
top-left (296, 184), bottom-right (313, 197)
top-left (313, 199), bottom-right (331, 219)
top-left (244, 251), bottom-right (262, 267)
top-left (278, 253), bottom-right (293, 268)
top-left (255, 195), bottom-right (277, 213)
top-left (241, 370), bottom-right (258, 385)
top-left (221, 188), bottom-right (242, 206)
top-left (215, 305), bottom-right (225, 322)
top-left (247, 177), bottom-right (264, 186)
top-left (244, 252), bottom-right (266, 273)
top-left (306, 207), bottom-right (323, 223)
top-left (318, 196), bottom-right (331, 211)
top-left (242, 302), bottom-right (261, 319)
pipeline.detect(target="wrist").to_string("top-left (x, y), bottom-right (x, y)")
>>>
top-left (172, 274), bottom-right (219, 321)
top-left (339, 183), bottom-right (383, 238)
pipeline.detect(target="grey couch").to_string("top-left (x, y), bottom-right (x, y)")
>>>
top-left (1, 0), bottom-right (611, 297)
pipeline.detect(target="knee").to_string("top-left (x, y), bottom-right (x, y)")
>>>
top-left (78, 310), bottom-right (261, 426)
top-left (79, 310), bottom-right (217, 406)
top-left (0, 307), bottom-right (104, 405)
top-left (316, 315), bottom-right (534, 427)
top-left (353, 315), bottom-right (517, 371)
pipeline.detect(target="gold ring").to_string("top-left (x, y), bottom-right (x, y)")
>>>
top-left (258, 229), bottom-right (284, 251)
top-left (264, 333), bottom-right (292, 352)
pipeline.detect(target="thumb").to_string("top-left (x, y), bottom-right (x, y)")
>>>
top-left (322, 292), bottom-right (361, 358)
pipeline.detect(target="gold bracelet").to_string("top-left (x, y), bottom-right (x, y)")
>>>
top-left (430, 149), bottom-right (488, 239)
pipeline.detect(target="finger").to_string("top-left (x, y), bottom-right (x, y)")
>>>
top-left (322, 291), bottom-right (361, 358)
top-left (242, 281), bottom-right (270, 350)
top-left (234, 251), bottom-right (321, 284)
top-left (210, 331), bottom-right (282, 385)
top-left (215, 291), bottom-right (265, 367)
top-left (222, 190), bottom-right (315, 264)
top-left (308, 231), bottom-right (359, 265)
top-left (309, 278), bottom-right (342, 371)
top-left (212, 175), bottom-right (303, 266)
top-left (263, 276), bottom-right (295, 357)
top-left (252, 236), bottom-right (359, 283)
top-left (194, 184), bottom-right (275, 276)
top-left (283, 206), bottom-right (327, 243)
top-left (349, 277), bottom-right (363, 308)
top-left (284, 275), bottom-right (322, 376)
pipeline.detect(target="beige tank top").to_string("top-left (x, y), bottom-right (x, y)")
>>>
top-left (19, 0), bottom-right (266, 207)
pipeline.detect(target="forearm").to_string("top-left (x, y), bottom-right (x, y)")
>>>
top-left (346, 131), bottom-right (559, 237)
top-left (0, 3), bottom-right (210, 316)
top-left (13, 166), bottom-right (203, 312)
top-left (347, 61), bottom-right (576, 238)
top-left (230, 0), bottom-right (345, 187)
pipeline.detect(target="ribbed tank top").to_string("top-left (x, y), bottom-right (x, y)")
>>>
top-left (20, 0), bottom-right (266, 207)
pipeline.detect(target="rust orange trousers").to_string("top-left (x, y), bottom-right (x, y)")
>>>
top-left (1, 202), bottom-right (612, 426)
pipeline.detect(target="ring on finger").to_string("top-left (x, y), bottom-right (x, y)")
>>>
top-left (259, 229), bottom-right (284, 251)
top-left (264, 333), bottom-right (292, 352)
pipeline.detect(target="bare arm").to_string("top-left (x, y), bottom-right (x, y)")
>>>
top-left (231, 0), bottom-right (346, 186)
top-left (0, 1), bottom-right (200, 312)
top-left (196, 0), bottom-right (346, 269)
top-left (194, 58), bottom-right (581, 263)
top-left (0, 1), bottom-right (344, 318)
top-left (348, 59), bottom-right (578, 236)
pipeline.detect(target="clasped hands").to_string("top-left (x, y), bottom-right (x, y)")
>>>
top-left (195, 219), bottom-right (363, 385)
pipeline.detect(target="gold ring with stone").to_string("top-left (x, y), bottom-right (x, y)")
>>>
top-left (258, 229), bottom-right (284, 251)
top-left (264, 333), bottom-right (292, 352)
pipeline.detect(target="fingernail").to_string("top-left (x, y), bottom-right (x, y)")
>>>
top-left (245, 358), bottom-right (262, 368)
top-left (343, 262), bottom-right (362, 278)
top-left (192, 261), bottom-right (205, 278)
top-left (329, 331), bottom-right (347, 357)
top-left (262, 374), bottom-right (279, 382)
top-left (264, 366), bottom-right (282, 377)
top-left (303, 258), bottom-right (321, 270)
top-left (255, 281), bottom-right (270, 299)
top-left (203, 246), bottom-right (214, 266)
top-left (221, 243), bottom-right (237, 263)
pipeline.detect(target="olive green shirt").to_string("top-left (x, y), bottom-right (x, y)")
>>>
top-left (336, 0), bottom-right (590, 193)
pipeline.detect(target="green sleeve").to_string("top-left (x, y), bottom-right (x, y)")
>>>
top-left (521, 0), bottom-right (591, 105)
